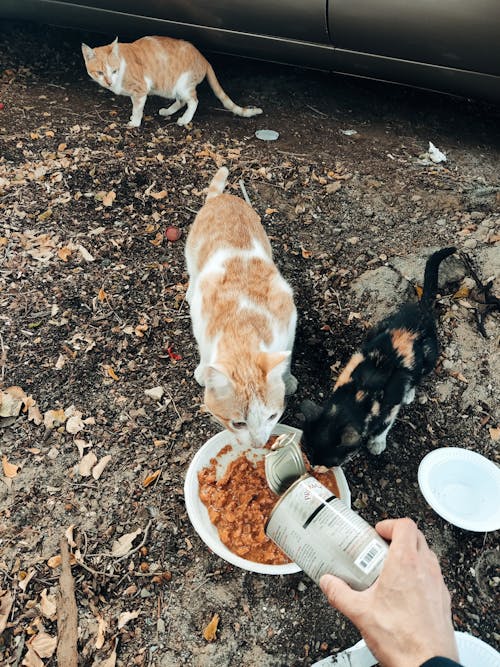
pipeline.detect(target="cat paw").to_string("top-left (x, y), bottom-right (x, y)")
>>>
top-left (284, 374), bottom-right (298, 395)
top-left (403, 387), bottom-right (416, 405)
top-left (194, 365), bottom-right (205, 387)
top-left (177, 118), bottom-right (193, 128)
top-left (367, 436), bottom-right (387, 455)
top-left (127, 120), bottom-right (141, 128)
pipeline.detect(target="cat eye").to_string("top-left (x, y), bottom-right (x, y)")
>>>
top-left (96, 70), bottom-right (103, 76)
top-left (112, 69), bottom-right (118, 74)
top-left (268, 413), bottom-right (277, 421)
top-left (231, 421), bottom-right (246, 430)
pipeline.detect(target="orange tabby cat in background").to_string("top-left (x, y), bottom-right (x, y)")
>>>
top-left (81, 36), bottom-right (262, 128)
top-left (186, 167), bottom-right (297, 448)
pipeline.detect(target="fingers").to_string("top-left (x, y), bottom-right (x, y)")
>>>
top-left (320, 574), bottom-right (364, 620)
top-left (376, 517), bottom-right (419, 554)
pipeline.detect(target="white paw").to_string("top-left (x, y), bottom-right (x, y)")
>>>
top-left (284, 374), bottom-right (298, 395)
top-left (194, 365), bottom-right (205, 387)
top-left (127, 120), bottom-right (141, 128)
top-left (367, 435), bottom-right (387, 455)
top-left (403, 387), bottom-right (416, 405)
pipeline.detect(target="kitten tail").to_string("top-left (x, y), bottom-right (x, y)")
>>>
top-left (421, 246), bottom-right (456, 305)
top-left (206, 167), bottom-right (229, 201)
top-left (206, 65), bottom-right (263, 117)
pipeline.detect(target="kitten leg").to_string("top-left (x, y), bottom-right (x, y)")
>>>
top-left (367, 427), bottom-right (389, 455)
top-left (194, 364), bottom-right (205, 387)
top-left (403, 386), bottom-right (416, 405)
top-left (159, 99), bottom-right (185, 117)
top-left (128, 94), bottom-right (147, 128)
top-left (284, 373), bottom-right (298, 395)
top-left (177, 91), bottom-right (199, 126)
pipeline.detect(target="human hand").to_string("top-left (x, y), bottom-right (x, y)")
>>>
top-left (320, 518), bottom-right (458, 667)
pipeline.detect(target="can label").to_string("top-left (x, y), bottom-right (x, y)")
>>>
top-left (266, 476), bottom-right (388, 590)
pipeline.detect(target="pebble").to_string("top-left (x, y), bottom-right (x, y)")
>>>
top-left (463, 238), bottom-right (477, 249)
top-left (297, 581), bottom-right (307, 592)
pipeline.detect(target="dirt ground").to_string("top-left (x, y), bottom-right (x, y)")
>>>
top-left (0, 20), bottom-right (499, 667)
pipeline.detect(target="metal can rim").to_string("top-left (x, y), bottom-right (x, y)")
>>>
top-left (264, 473), bottom-right (313, 534)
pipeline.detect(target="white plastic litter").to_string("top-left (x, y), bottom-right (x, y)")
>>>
top-left (255, 129), bottom-right (279, 141)
top-left (340, 129), bottom-right (358, 136)
top-left (428, 141), bottom-right (447, 163)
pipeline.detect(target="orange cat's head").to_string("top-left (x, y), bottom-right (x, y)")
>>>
top-left (203, 351), bottom-right (290, 448)
top-left (81, 38), bottom-right (121, 90)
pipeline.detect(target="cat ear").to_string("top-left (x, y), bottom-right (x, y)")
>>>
top-left (111, 37), bottom-right (119, 56)
top-left (257, 351), bottom-right (290, 379)
top-left (205, 364), bottom-right (234, 397)
top-left (341, 424), bottom-right (361, 447)
top-left (300, 399), bottom-right (323, 421)
top-left (81, 43), bottom-right (95, 60)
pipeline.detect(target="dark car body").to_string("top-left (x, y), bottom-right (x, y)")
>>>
top-left (2, 0), bottom-right (500, 101)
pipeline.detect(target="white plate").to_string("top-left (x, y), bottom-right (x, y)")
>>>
top-left (184, 423), bottom-right (351, 575)
top-left (418, 447), bottom-right (500, 532)
top-left (312, 632), bottom-right (500, 667)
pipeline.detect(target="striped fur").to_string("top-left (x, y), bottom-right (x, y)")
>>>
top-left (81, 36), bottom-right (263, 128)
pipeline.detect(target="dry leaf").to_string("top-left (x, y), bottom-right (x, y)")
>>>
top-left (453, 285), bottom-right (470, 299)
top-left (103, 190), bottom-right (116, 207)
top-left (265, 208), bottom-right (278, 214)
top-left (43, 408), bottom-right (67, 429)
top-left (47, 553), bottom-right (77, 569)
top-left (94, 615), bottom-right (108, 650)
top-left (18, 569), bottom-right (36, 592)
top-left (0, 386), bottom-right (27, 417)
top-left (100, 646), bottom-right (117, 667)
top-left (325, 181), bottom-right (342, 194)
top-left (203, 613), bottom-right (220, 642)
top-left (66, 413), bottom-right (84, 434)
top-left (57, 247), bottom-right (72, 262)
top-left (0, 589), bottom-right (13, 635)
top-left (37, 208), bottom-right (52, 221)
top-left (2, 456), bottom-right (19, 479)
top-left (415, 284), bottom-right (424, 299)
top-left (39, 589), bottom-right (57, 620)
top-left (79, 452), bottom-right (98, 477)
top-left (144, 386), bottom-right (164, 401)
top-left (92, 455), bottom-right (112, 480)
top-left (143, 470), bottom-right (161, 488)
top-left (301, 247), bottom-right (312, 259)
top-left (150, 190), bottom-right (167, 200)
top-left (28, 632), bottom-right (57, 658)
top-left (106, 366), bottom-right (119, 381)
top-left (117, 610), bottom-right (140, 629)
top-left (111, 528), bottom-right (142, 557)
top-left (78, 244), bottom-right (95, 262)
top-left (25, 396), bottom-right (43, 425)
top-left (22, 647), bottom-right (44, 667)
top-left (98, 287), bottom-right (107, 302)
top-left (489, 426), bottom-right (500, 442)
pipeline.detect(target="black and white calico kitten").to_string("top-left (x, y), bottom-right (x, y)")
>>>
top-left (301, 247), bottom-right (456, 467)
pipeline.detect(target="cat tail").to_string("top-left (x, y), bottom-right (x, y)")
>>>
top-left (421, 246), bottom-right (456, 305)
top-left (206, 167), bottom-right (229, 201)
top-left (205, 64), bottom-right (263, 118)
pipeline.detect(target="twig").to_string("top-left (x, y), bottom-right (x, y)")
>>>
top-left (238, 179), bottom-right (252, 206)
top-left (57, 537), bottom-right (78, 667)
top-left (305, 104), bottom-right (328, 117)
top-left (163, 387), bottom-right (181, 420)
top-left (0, 333), bottom-right (6, 382)
top-left (11, 633), bottom-right (25, 667)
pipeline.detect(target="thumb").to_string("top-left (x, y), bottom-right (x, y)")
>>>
top-left (319, 574), bottom-right (361, 619)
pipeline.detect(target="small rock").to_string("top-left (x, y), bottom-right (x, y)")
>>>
top-left (297, 581), bottom-right (307, 592)
top-left (463, 238), bottom-right (477, 249)
top-left (144, 386), bottom-right (164, 401)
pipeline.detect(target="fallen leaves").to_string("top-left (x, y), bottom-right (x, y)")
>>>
top-left (23, 632), bottom-right (57, 666)
top-left (92, 454), bottom-right (112, 480)
top-left (102, 190), bottom-right (116, 207)
top-left (0, 589), bottom-right (13, 635)
top-left (489, 426), bottom-right (500, 442)
top-left (111, 528), bottom-right (142, 558)
top-left (203, 613), bottom-right (220, 642)
top-left (78, 452), bottom-right (98, 477)
top-left (117, 610), bottom-right (140, 629)
top-left (2, 455), bottom-right (19, 478)
top-left (39, 589), bottom-right (57, 621)
top-left (0, 385), bottom-right (26, 417)
top-left (166, 345), bottom-right (182, 361)
top-left (144, 386), bottom-right (164, 401)
top-left (143, 470), bottom-right (161, 488)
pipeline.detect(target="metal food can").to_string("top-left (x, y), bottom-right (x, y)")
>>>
top-left (265, 475), bottom-right (388, 590)
top-left (265, 433), bottom-right (306, 494)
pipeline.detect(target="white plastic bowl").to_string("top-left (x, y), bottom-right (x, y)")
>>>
top-left (418, 447), bottom-right (500, 532)
top-left (184, 423), bottom-right (351, 575)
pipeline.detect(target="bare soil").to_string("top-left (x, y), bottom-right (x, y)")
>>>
top-left (0, 20), bottom-right (499, 667)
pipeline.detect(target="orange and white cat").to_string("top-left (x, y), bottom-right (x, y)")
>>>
top-left (81, 36), bottom-right (262, 128)
top-left (186, 167), bottom-right (297, 448)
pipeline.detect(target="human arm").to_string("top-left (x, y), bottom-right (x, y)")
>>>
top-left (320, 518), bottom-right (460, 667)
